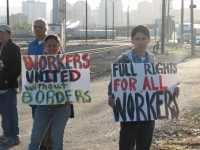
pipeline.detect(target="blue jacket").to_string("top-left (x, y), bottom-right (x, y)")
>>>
top-left (28, 39), bottom-right (44, 55)
top-left (108, 48), bottom-right (156, 96)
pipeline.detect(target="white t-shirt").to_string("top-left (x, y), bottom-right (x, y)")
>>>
top-left (38, 41), bottom-right (43, 45)
top-left (141, 57), bottom-right (146, 62)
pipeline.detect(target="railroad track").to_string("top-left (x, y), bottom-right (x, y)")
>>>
top-left (20, 44), bottom-right (133, 54)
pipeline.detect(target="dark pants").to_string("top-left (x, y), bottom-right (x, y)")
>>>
top-left (32, 106), bottom-right (52, 150)
top-left (119, 121), bottom-right (155, 150)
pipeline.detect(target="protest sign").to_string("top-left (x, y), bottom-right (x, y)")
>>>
top-left (112, 63), bottom-right (179, 122)
top-left (21, 53), bottom-right (90, 105)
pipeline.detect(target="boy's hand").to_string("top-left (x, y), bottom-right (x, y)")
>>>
top-left (108, 95), bottom-right (115, 108)
top-left (174, 87), bottom-right (180, 96)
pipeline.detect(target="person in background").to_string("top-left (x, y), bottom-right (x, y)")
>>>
top-left (28, 18), bottom-right (52, 150)
top-left (0, 24), bottom-right (21, 146)
top-left (107, 25), bottom-right (180, 150)
top-left (28, 34), bottom-right (71, 150)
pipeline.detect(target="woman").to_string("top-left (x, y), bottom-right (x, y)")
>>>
top-left (28, 34), bottom-right (71, 150)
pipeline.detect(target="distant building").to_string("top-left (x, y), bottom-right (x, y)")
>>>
top-left (72, 1), bottom-right (91, 28)
top-left (91, 8), bottom-right (99, 28)
top-left (66, 1), bottom-right (73, 22)
top-left (99, 0), bottom-right (123, 28)
top-left (137, 1), bottom-right (152, 25)
top-left (52, 0), bottom-right (59, 23)
top-left (173, 8), bottom-right (200, 23)
top-left (10, 13), bottom-right (28, 25)
top-left (152, 0), bottom-right (162, 22)
top-left (22, 0), bottom-right (46, 24)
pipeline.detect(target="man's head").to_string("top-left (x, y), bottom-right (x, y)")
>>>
top-left (32, 18), bottom-right (48, 39)
top-left (131, 25), bottom-right (151, 56)
top-left (0, 24), bottom-right (13, 45)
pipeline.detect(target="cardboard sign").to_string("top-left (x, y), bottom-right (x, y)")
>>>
top-left (111, 63), bottom-right (179, 122)
top-left (21, 53), bottom-right (91, 105)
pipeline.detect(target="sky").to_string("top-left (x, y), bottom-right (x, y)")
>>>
top-left (1, 0), bottom-right (200, 11)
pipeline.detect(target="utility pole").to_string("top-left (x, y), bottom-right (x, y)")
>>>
top-left (167, 0), bottom-right (170, 41)
top-left (86, 0), bottom-right (88, 42)
top-left (190, 0), bottom-right (195, 55)
top-left (126, 0), bottom-right (130, 39)
top-left (63, 0), bottom-right (66, 53)
top-left (6, 0), bottom-right (9, 25)
top-left (83, 17), bottom-right (84, 29)
top-left (181, 0), bottom-right (184, 49)
top-left (112, 1), bottom-right (114, 39)
top-left (161, 0), bottom-right (166, 54)
top-left (105, 0), bottom-right (107, 41)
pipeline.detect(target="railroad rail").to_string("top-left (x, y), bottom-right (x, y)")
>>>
top-left (20, 44), bottom-right (133, 54)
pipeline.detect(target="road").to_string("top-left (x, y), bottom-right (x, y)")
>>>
top-left (0, 54), bottom-right (200, 150)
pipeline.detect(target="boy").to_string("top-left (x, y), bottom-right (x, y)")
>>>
top-left (107, 25), bottom-right (179, 150)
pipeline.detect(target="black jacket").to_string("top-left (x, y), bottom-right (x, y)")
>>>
top-left (0, 39), bottom-right (21, 90)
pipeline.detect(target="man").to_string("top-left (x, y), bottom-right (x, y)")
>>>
top-left (0, 24), bottom-right (21, 145)
top-left (28, 18), bottom-right (52, 150)
top-left (108, 25), bottom-right (179, 150)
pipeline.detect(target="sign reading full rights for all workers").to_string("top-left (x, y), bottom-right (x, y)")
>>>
top-left (111, 63), bottom-right (179, 122)
top-left (21, 53), bottom-right (90, 105)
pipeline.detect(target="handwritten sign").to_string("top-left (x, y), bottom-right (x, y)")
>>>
top-left (21, 53), bottom-right (91, 105)
top-left (112, 63), bottom-right (179, 122)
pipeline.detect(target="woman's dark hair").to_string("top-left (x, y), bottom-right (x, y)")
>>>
top-left (44, 34), bottom-right (61, 45)
top-left (131, 25), bottom-right (150, 39)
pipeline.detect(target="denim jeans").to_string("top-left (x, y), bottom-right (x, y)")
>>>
top-left (32, 106), bottom-right (53, 150)
top-left (28, 105), bottom-right (71, 150)
top-left (119, 121), bottom-right (155, 150)
top-left (0, 89), bottom-right (19, 139)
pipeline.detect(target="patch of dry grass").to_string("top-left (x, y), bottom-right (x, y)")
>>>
top-left (151, 111), bottom-right (200, 150)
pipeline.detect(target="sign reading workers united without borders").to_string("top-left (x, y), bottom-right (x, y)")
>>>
top-left (111, 63), bottom-right (179, 122)
top-left (21, 53), bottom-right (91, 105)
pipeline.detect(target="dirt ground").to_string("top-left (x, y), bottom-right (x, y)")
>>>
top-left (0, 44), bottom-right (200, 150)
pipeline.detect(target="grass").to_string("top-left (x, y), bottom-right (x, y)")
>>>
top-left (154, 44), bottom-right (200, 57)
top-left (151, 110), bottom-right (200, 150)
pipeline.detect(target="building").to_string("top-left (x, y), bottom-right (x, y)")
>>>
top-left (52, 0), bottom-right (59, 23)
top-left (72, 1), bottom-right (91, 28)
top-left (91, 8), bottom-right (99, 28)
top-left (173, 8), bottom-right (200, 23)
top-left (137, 1), bottom-right (152, 25)
top-left (66, 1), bottom-right (73, 22)
top-left (22, 0), bottom-right (46, 24)
top-left (99, 0), bottom-right (123, 28)
top-left (152, 0), bottom-right (162, 22)
top-left (10, 13), bottom-right (28, 25)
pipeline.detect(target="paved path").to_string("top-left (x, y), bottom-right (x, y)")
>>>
top-left (0, 57), bottom-right (199, 150)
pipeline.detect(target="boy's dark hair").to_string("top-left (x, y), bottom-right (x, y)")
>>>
top-left (131, 25), bottom-right (150, 39)
top-left (44, 34), bottom-right (61, 45)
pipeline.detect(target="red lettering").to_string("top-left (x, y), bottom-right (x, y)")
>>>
top-left (23, 56), bottom-right (34, 70)
top-left (159, 75), bottom-right (168, 90)
top-left (114, 79), bottom-right (121, 92)
top-left (73, 54), bottom-right (82, 69)
top-left (39, 56), bottom-right (47, 70)
top-left (143, 76), bottom-right (151, 90)
top-left (69, 70), bottom-right (81, 82)
top-left (47, 56), bottom-right (57, 70)
top-left (129, 77), bottom-right (137, 91)
top-left (82, 53), bottom-right (90, 69)
top-left (151, 77), bottom-right (159, 90)
top-left (121, 78), bottom-right (128, 91)
top-left (66, 54), bottom-right (73, 68)
top-left (34, 56), bottom-right (39, 70)
top-left (57, 55), bottom-right (65, 70)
